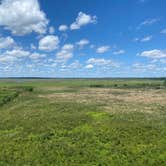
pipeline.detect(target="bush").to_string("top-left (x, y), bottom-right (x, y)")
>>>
top-left (89, 84), bottom-right (105, 88)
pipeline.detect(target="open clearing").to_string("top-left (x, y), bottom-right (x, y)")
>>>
top-left (0, 79), bottom-right (166, 165)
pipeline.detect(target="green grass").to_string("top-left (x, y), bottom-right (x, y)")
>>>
top-left (0, 79), bottom-right (166, 165)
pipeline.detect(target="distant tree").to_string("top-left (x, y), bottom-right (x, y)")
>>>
top-left (163, 80), bottom-right (166, 87)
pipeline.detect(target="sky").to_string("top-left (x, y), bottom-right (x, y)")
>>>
top-left (0, 0), bottom-right (166, 78)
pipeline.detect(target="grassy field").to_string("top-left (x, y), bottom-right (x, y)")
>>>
top-left (0, 78), bottom-right (166, 165)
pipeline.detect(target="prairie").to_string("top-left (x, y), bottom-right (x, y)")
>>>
top-left (0, 78), bottom-right (166, 165)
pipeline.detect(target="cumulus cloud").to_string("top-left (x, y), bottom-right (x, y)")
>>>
top-left (140, 35), bottom-right (152, 42)
top-left (86, 58), bottom-right (119, 68)
top-left (4, 48), bottom-right (30, 58)
top-left (29, 52), bottom-right (47, 60)
top-left (70, 12), bottom-right (97, 30)
top-left (0, 36), bottom-right (15, 49)
top-left (0, 55), bottom-right (17, 63)
top-left (39, 35), bottom-right (59, 51)
top-left (133, 63), bottom-right (156, 71)
top-left (0, 48), bottom-right (31, 64)
top-left (113, 50), bottom-right (125, 55)
top-left (0, 0), bottom-right (48, 35)
top-left (96, 46), bottom-right (110, 54)
top-left (85, 64), bottom-right (94, 69)
top-left (56, 44), bottom-right (74, 62)
top-left (140, 49), bottom-right (166, 59)
top-left (68, 60), bottom-right (82, 69)
top-left (87, 58), bottom-right (112, 66)
top-left (59, 25), bottom-right (68, 31)
top-left (76, 39), bottom-right (89, 48)
top-left (49, 26), bottom-right (55, 34)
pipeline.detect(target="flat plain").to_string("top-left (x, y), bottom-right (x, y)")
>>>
top-left (0, 79), bottom-right (166, 165)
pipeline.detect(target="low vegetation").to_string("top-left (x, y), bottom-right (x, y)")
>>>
top-left (0, 78), bottom-right (166, 165)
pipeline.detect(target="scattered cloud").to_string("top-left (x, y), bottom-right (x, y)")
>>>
top-left (70, 12), bottom-right (97, 30)
top-left (49, 26), bottom-right (55, 34)
top-left (0, 48), bottom-right (31, 64)
top-left (140, 49), bottom-right (166, 59)
top-left (68, 60), bottom-right (82, 69)
top-left (96, 46), bottom-right (110, 54)
top-left (141, 18), bottom-right (159, 26)
top-left (137, 18), bottom-right (160, 30)
top-left (133, 63), bottom-right (156, 71)
top-left (76, 39), bottom-right (89, 48)
top-left (0, 36), bottom-right (15, 49)
top-left (29, 52), bottom-right (47, 60)
top-left (140, 35), bottom-right (152, 42)
top-left (85, 64), bottom-right (94, 69)
top-left (0, 55), bottom-right (17, 63)
top-left (30, 44), bottom-right (36, 50)
top-left (3, 48), bottom-right (30, 58)
top-left (133, 36), bottom-right (152, 42)
top-left (113, 50), bottom-right (125, 55)
top-left (0, 0), bottom-right (48, 35)
top-left (59, 25), bottom-right (68, 31)
top-left (56, 44), bottom-right (74, 62)
top-left (87, 58), bottom-right (112, 66)
top-left (39, 35), bottom-right (59, 51)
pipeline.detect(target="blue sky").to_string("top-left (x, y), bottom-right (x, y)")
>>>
top-left (0, 0), bottom-right (166, 77)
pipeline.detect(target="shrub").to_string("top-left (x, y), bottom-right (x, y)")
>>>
top-left (89, 84), bottom-right (105, 88)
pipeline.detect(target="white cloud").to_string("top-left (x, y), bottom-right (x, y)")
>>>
top-left (68, 60), bottom-right (82, 69)
top-left (49, 26), bottom-right (55, 34)
top-left (85, 64), bottom-right (94, 69)
top-left (140, 35), bottom-right (152, 42)
top-left (39, 35), bottom-right (59, 51)
top-left (140, 49), bottom-right (166, 59)
top-left (86, 58), bottom-right (119, 68)
top-left (0, 0), bottom-right (48, 35)
top-left (76, 39), bottom-right (89, 48)
top-left (133, 36), bottom-right (152, 42)
top-left (161, 29), bottom-right (166, 34)
top-left (70, 12), bottom-right (97, 30)
top-left (87, 58), bottom-right (112, 66)
top-left (0, 36), bottom-right (15, 49)
top-left (62, 44), bottom-right (74, 51)
top-left (0, 48), bottom-right (31, 64)
top-left (30, 52), bottom-right (47, 60)
top-left (59, 25), bottom-right (68, 31)
top-left (137, 18), bottom-right (160, 30)
top-left (4, 48), bottom-right (30, 58)
top-left (96, 46), bottom-right (110, 54)
top-left (141, 18), bottom-right (159, 26)
top-left (0, 55), bottom-right (17, 63)
top-left (133, 63), bottom-right (156, 71)
top-left (30, 44), bottom-right (36, 50)
top-left (56, 44), bottom-right (74, 62)
top-left (113, 50), bottom-right (125, 55)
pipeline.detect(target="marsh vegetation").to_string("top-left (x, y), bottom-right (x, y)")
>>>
top-left (0, 79), bottom-right (166, 165)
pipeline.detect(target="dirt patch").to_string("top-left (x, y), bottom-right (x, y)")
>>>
top-left (38, 88), bottom-right (166, 110)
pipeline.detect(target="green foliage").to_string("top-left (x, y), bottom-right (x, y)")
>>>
top-left (163, 80), bottom-right (166, 87)
top-left (0, 79), bottom-right (166, 165)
